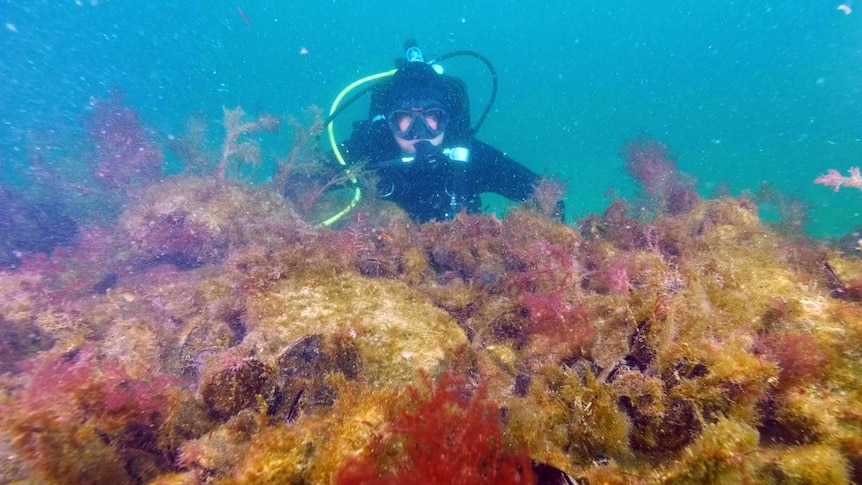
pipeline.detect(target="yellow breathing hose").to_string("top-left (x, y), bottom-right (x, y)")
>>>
top-left (317, 69), bottom-right (397, 227)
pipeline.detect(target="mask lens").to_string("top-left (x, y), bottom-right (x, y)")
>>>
top-left (389, 110), bottom-right (414, 135)
top-left (421, 108), bottom-right (448, 133)
top-left (387, 107), bottom-right (449, 138)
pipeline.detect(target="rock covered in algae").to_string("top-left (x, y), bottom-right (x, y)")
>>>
top-left (4, 167), bottom-right (862, 485)
top-left (119, 176), bottom-right (303, 266)
top-left (240, 270), bottom-right (469, 389)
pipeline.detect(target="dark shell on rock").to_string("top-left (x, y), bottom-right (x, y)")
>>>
top-left (274, 333), bottom-right (363, 421)
top-left (276, 334), bottom-right (331, 383)
top-left (627, 320), bottom-right (655, 371)
top-left (200, 358), bottom-right (277, 421)
top-left (625, 396), bottom-right (700, 452)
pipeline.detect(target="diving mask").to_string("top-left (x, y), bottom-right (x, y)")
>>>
top-left (387, 102), bottom-right (449, 140)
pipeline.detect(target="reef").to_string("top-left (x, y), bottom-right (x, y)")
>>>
top-left (1, 101), bottom-right (862, 485)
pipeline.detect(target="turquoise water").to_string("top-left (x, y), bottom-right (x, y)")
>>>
top-left (2, 1), bottom-right (861, 236)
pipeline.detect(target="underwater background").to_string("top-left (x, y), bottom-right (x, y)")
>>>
top-left (2, 0), bottom-right (860, 236)
top-left (3, 2), bottom-right (862, 485)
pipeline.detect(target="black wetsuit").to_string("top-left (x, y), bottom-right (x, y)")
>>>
top-left (334, 64), bottom-right (542, 223)
top-left (337, 119), bottom-right (540, 222)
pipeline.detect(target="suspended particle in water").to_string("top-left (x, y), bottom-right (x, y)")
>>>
top-left (236, 5), bottom-right (252, 28)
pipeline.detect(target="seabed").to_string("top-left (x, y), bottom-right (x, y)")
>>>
top-left (1, 105), bottom-right (861, 485)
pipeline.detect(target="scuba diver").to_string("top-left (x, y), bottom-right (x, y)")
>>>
top-left (315, 41), bottom-right (563, 224)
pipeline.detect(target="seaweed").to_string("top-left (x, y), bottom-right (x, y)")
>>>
top-left (0, 348), bottom-right (178, 483)
top-left (335, 372), bottom-right (535, 485)
top-left (3, 106), bottom-right (862, 484)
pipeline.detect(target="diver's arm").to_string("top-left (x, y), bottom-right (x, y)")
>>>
top-left (469, 140), bottom-right (566, 220)
top-left (469, 140), bottom-right (540, 201)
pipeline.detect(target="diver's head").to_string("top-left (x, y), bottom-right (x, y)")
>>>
top-left (388, 99), bottom-right (449, 153)
top-left (384, 61), bottom-right (452, 153)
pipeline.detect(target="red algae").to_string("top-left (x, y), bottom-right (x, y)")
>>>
top-left (0, 348), bottom-right (179, 483)
top-left (335, 372), bottom-right (535, 485)
top-left (623, 137), bottom-right (698, 216)
top-left (754, 332), bottom-right (828, 392)
top-left (89, 91), bottom-right (164, 190)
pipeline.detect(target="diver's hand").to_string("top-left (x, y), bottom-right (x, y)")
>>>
top-left (413, 140), bottom-right (445, 165)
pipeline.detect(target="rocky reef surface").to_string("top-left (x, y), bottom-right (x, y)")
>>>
top-left (2, 100), bottom-right (862, 484)
top-left (0, 171), bottom-right (860, 485)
